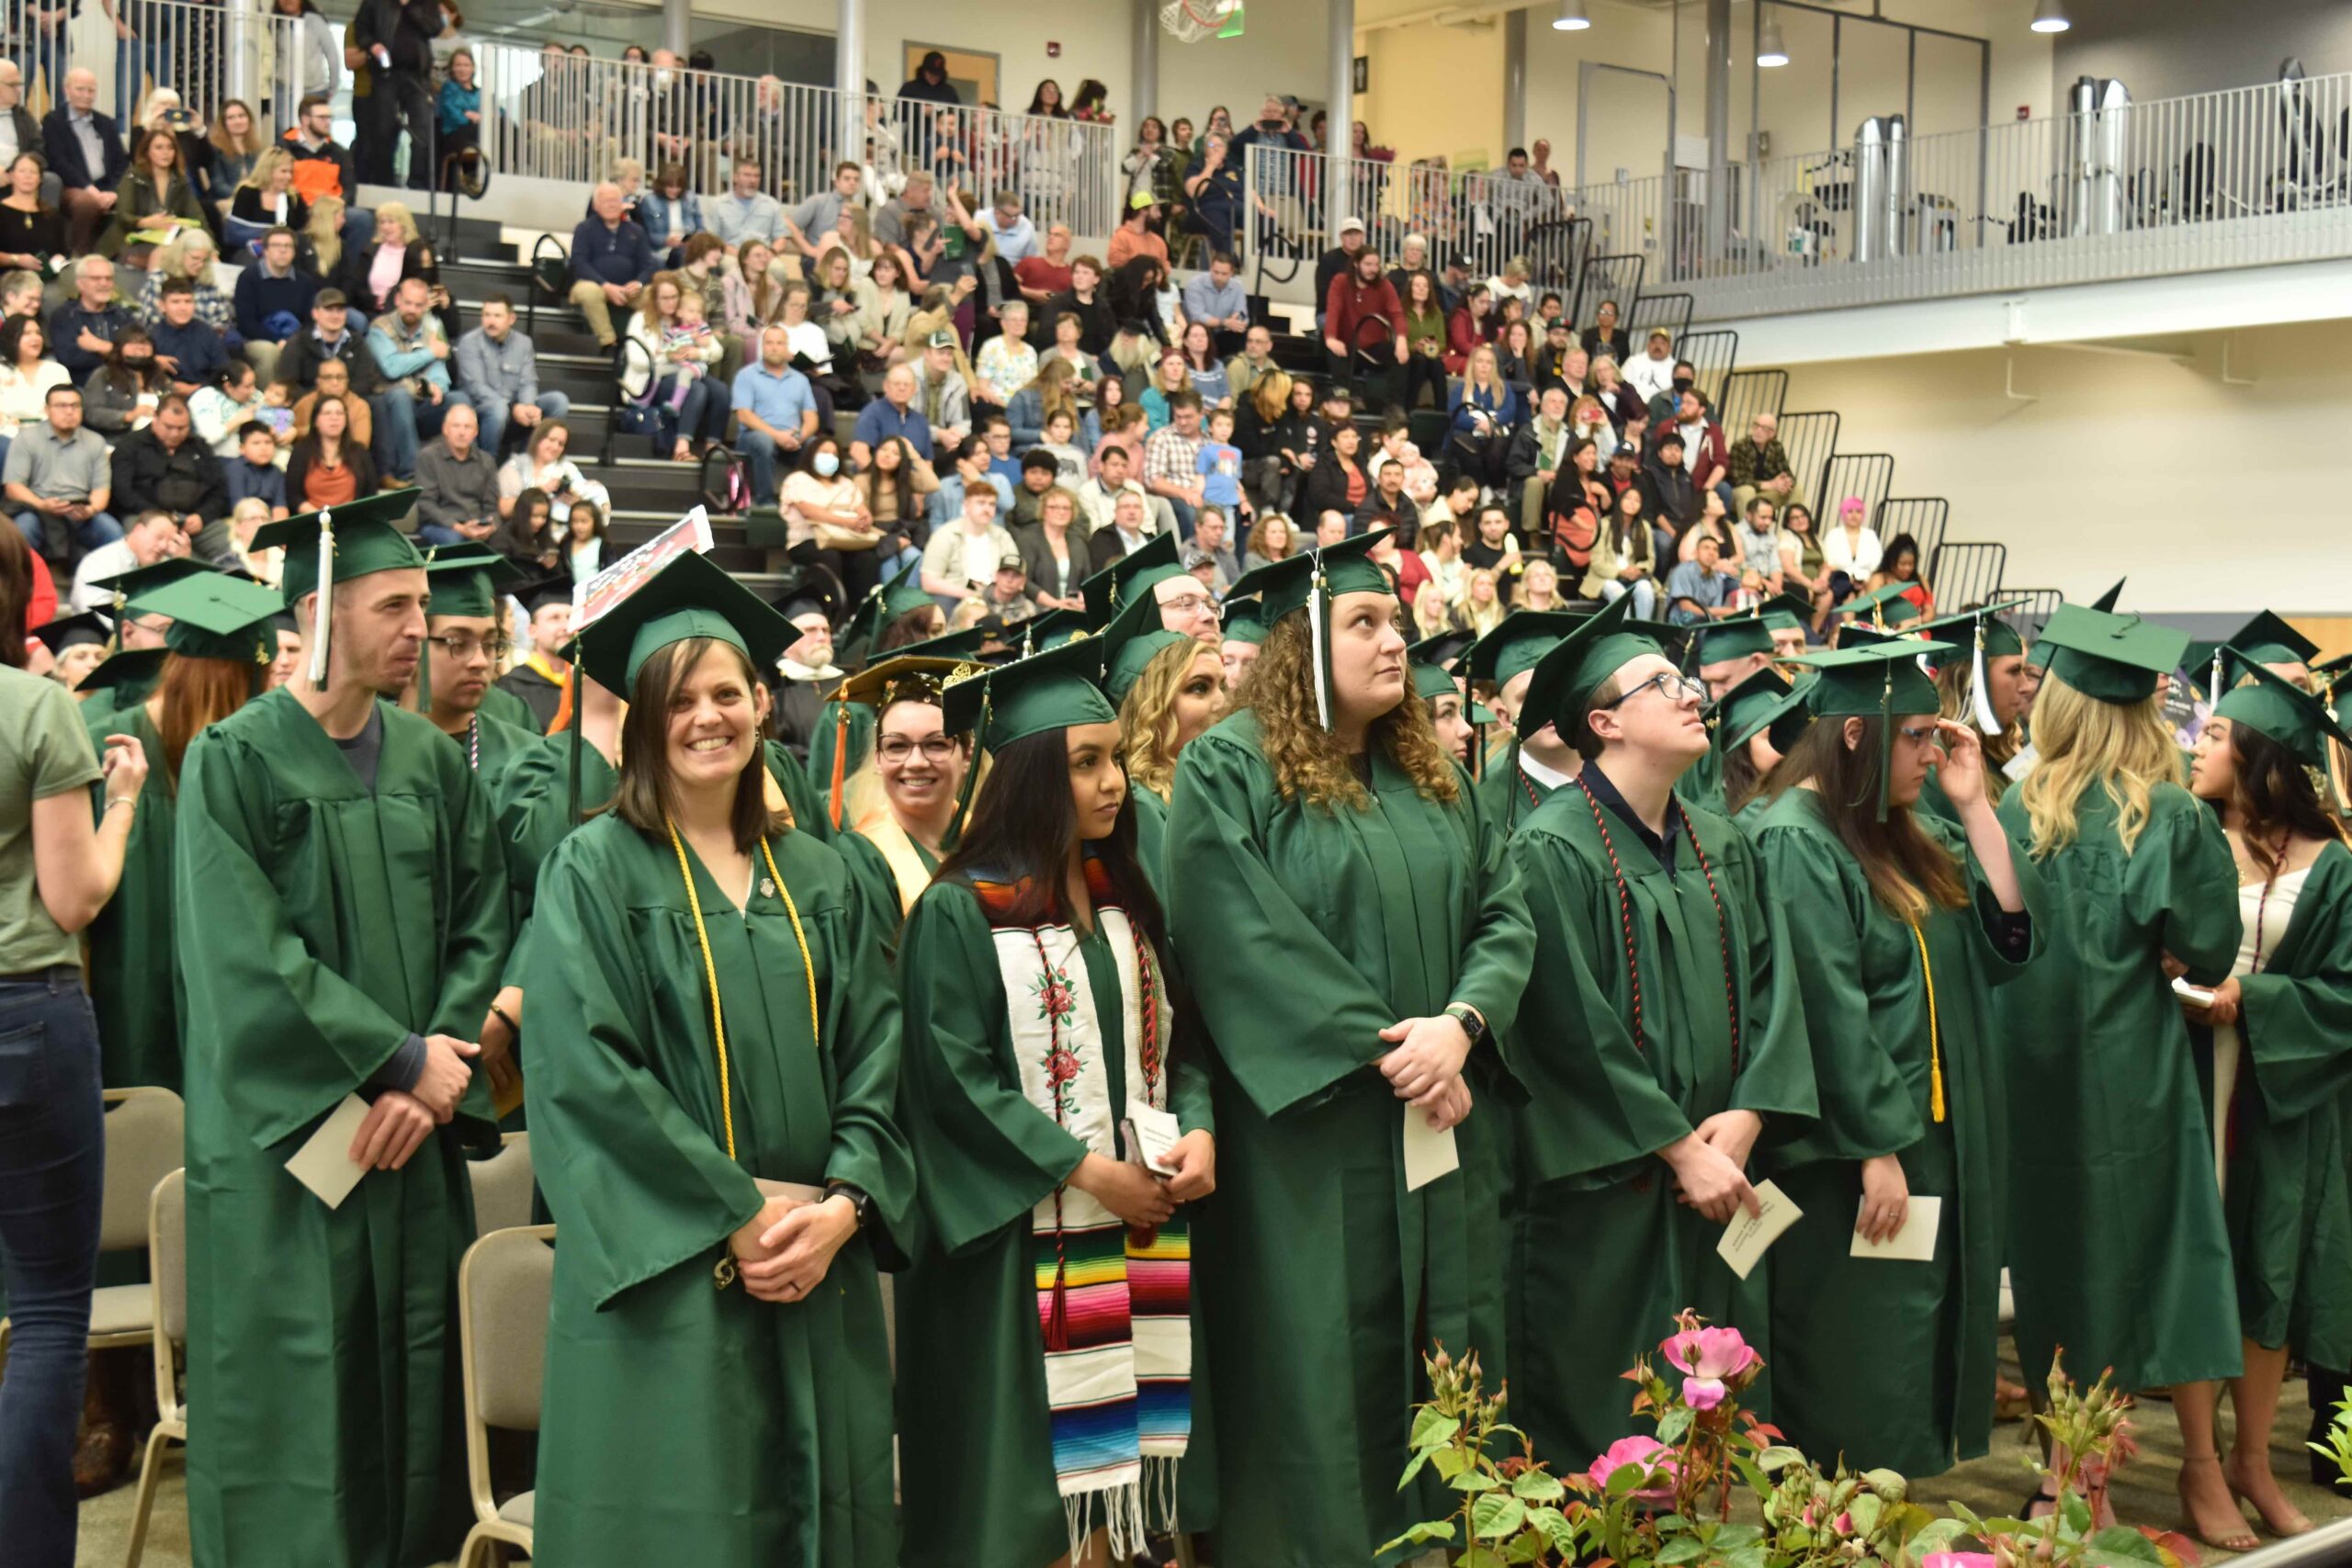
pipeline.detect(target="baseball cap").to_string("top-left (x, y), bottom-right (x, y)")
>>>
top-left (314, 288), bottom-right (348, 310)
top-left (1129, 190), bottom-right (1157, 211)
top-left (925, 329), bottom-right (956, 349)
top-left (1338, 216), bottom-right (1365, 235)
top-left (997, 553), bottom-right (1024, 573)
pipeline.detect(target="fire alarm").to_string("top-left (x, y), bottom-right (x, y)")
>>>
top-left (1047, 40), bottom-right (1061, 58)
top-left (2017, 105), bottom-right (2030, 120)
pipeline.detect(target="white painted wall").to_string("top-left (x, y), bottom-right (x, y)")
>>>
top-left (1765, 320), bottom-right (2351, 616)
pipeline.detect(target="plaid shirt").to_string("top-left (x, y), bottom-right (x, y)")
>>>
top-left (1727, 435), bottom-right (1792, 489)
top-left (1143, 423), bottom-right (1204, 491)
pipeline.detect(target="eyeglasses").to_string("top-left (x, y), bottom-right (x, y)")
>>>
top-left (1158, 592), bottom-right (1220, 619)
top-left (1600, 671), bottom-right (1707, 709)
top-left (1894, 722), bottom-right (1942, 747)
top-left (428, 634), bottom-right (511, 660)
top-left (876, 736), bottom-right (959, 763)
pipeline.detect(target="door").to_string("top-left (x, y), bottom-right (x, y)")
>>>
top-left (1577, 62), bottom-right (1674, 259)
top-left (902, 42), bottom-right (999, 109)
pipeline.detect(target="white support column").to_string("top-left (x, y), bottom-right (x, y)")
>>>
top-left (1132, 0), bottom-right (1159, 130)
top-left (837, 0), bottom-right (865, 176)
top-left (663, 0), bottom-right (690, 60)
top-left (1703, 0), bottom-right (1732, 264)
top-left (1503, 8), bottom-right (1528, 155)
top-left (1327, 0), bottom-right (1355, 245)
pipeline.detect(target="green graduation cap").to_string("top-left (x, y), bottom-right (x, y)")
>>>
top-left (1080, 530), bottom-right (1185, 624)
top-left (838, 568), bottom-right (938, 668)
top-left (1519, 592), bottom-right (1662, 743)
top-left (1839, 581), bottom-right (1921, 629)
top-left (2089, 579), bottom-right (2125, 613)
top-left (572, 548), bottom-right (795, 698)
top-left (2211, 649), bottom-right (2352, 775)
top-left (2194, 612), bottom-right (2320, 705)
top-left (31, 609), bottom-right (112, 657)
top-left (1217, 595), bottom-right (1272, 648)
top-left (940, 635), bottom-right (1115, 748)
top-left (2314, 651), bottom-right (2352, 722)
top-left (1793, 638), bottom-right (1961, 820)
top-left (1911, 601), bottom-right (2028, 734)
top-left (422, 542), bottom-right (532, 621)
top-left (129, 571), bottom-right (284, 669)
top-left (894, 626), bottom-right (989, 663)
top-left (1222, 529), bottom-right (1400, 730)
top-left (1408, 636), bottom-right (1464, 703)
top-left (831, 654), bottom-right (969, 712)
top-left (1692, 611), bottom-right (1776, 667)
top-left (1760, 590), bottom-right (1815, 637)
top-left (1021, 604), bottom-right (1099, 655)
top-left (74, 645), bottom-right (169, 694)
top-left (2033, 603), bottom-right (2189, 706)
top-left (248, 491), bottom-right (426, 684)
top-left (1464, 609), bottom-right (1590, 688)
top-left (1102, 584), bottom-right (1195, 708)
top-left (87, 555), bottom-right (220, 617)
top-left (1710, 665), bottom-right (1812, 759)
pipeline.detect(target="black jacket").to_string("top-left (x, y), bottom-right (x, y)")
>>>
top-left (41, 106), bottom-right (128, 191)
top-left (112, 429), bottom-right (229, 524)
top-left (1297, 450), bottom-right (1363, 523)
top-left (271, 326), bottom-right (383, 396)
top-left (1639, 459), bottom-right (1698, 530)
top-left (351, 0), bottom-right (439, 78)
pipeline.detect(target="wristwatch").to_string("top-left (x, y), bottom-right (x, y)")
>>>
top-left (825, 1181), bottom-right (876, 1233)
top-left (1442, 1003), bottom-right (1488, 1049)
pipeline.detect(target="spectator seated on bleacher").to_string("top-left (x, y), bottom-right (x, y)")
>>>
top-left (43, 69), bottom-right (127, 258)
top-left (281, 93), bottom-right (365, 253)
top-left (149, 280), bottom-right (230, 398)
top-left (227, 150), bottom-right (310, 254)
top-left (413, 401), bottom-right (503, 547)
top-left (231, 226), bottom-right (320, 389)
top-left (1180, 134), bottom-right (1243, 265)
top-left (1728, 409), bottom-right (1800, 516)
top-left (707, 157), bottom-right (789, 265)
top-left (908, 330), bottom-right (970, 448)
top-left (138, 231), bottom-right (243, 355)
top-left (730, 322), bottom-right (820, 508)
top-left (497, 419), bottom-right (607, 525)
top-left (368, 276), bottom-right (472, 484)
top-left (1182, 253), bottom-right (1250, 362)
top-left (112, 394), bottom-right (230, 563)
top-left (455, 291), bottom-right (570, 460)
top-left (48, 255), bottom-right (126, 385)
top-left (1142, 389), bottom-right (1207, 538)
top-left (920, 472), bottom-right (1020, 610)
top-left (339, 201), bottom-right (456, 344)
top-left (925, 434), bottom-right (1014, 531)
top-left (7, 382), bottom-right (118, 566)
top-left (1107, 194), bottom-right (1168, 274)
top-left (84, 329), bottom-right (164, 434)
top-left (987, 190), bottom-right (1036, 265)
top-left (786, 162), bottom-right (866, 267)
top-left (638, 161), bottom-right (707, 266)
top-left (0, 149), bottom-right (63, 272)
top-left (67, 506), bottom-right (186, 612)
top-left (274, 288), bottom-right (378, 397)
top-left (1623, 327), bottom-right (1677, 406)
top-left (0, 314), bottom-right (70, 465)
top-left (1668, 387), bottom-right (1732, 513)
top-left (569, 181), bottom-right (655, 351)
top-left (848, 361), bottom-right (933, 471)
top-left (1322, 246), bottom-right (1405, 404)
top-left (284, 390), bottom-right (379, 513)
top-left (221, 421), bottom-right (290, 522)
top-left (1640, 427), bottom-right (1698, 534)
top-left (97, 126), bottom-right (206, 265)
top-left (289, 359), bottom-right (372, 454)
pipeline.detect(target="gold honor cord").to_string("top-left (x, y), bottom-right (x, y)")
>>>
top-left (1907, 916), bottom-right (1946, 1123)
top-left (665, 821), bottom-right (821, 1163)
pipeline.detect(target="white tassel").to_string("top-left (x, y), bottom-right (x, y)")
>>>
top-left (1308, 560), bottom-right (1331, 730)
top-left (306, 511), bottom-right (333, 684)
top-left (2208, 650), bottom-right (2222, 708)
top-left (1971, 625), bottom-right (2001, 734)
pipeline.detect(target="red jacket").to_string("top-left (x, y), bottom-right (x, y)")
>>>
top-left (1443, 305), bottom-right (1493, 375)
top-left (1325, 273), bottom-right (1404, 356)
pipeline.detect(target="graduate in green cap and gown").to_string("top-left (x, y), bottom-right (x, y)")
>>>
top-left (1219, 594), bottom-right (1271, 693)
top-left (808, 569), bottom-right (937, 812)
top-left (492, 577), bottom-right (574, 733)
top-left (1107, 585), bottom-right (1229, 893)
top-left (80, 571), bottom-right (281, 1092)
top-left (823, 655), bottom-right (969, 919)
top-left (1704, 664), bottom-right (1812, 822)
top-left (519, 548), bottom-right (911, 1567)
top-left (2180, 652), bottom-right (2352, 1543)
top-left (894, 637), bottom-right (1218, 1568)
top-left (73, 556), bottom-right (217, 727)
top-left (175, 491), bottom-right (511, 1568)
top-left (1464, 609), bottom-right (1589, 833)
top-left (1913, 604), bottom-right (2032, 825)
top-left (1409, 633), bottom-right (1483, 771)
top-left (1751, 639), bottom-right (2040, 1481)
top-left (2188, 612), bottom-right (2322, 711)
top-left (1681, 615), bottom-right (1778, 810)
top-left (1994, 601), bottom-right (2247, 1534)
top-left (1164, 530), bottom-right (1534, 1564)
top-left (1500, 594), bottom-right (1817, 1472)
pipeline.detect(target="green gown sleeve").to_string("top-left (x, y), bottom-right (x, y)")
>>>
top-left (1504, 825), bottom-right (1694, 1186)
top-left (818, 848), bottom-right (918, 1247)
top-left (1726, 828), bottom-right (1821, 1122)
top-left (427, 751), bottom-right (514, 1061)
top-left (831, 830), bottom-right (910, 956)
top-left (898, 884), bottom-right (1090, 1258)
top-left (2127, 798), bottom-right (2242, 986)
top-left (2239, 847), bottom-right (2352, 1122)
top-left (1455, 760), bottom-right (1537, 1082)
top-left (1759, 822), bottom-right (1925, 1164)
top-left (763, 739), bottom-right (834, 844)
top-left (174, 729), bottom-right (423, 1149)
top-left (521, 833), bottom-right (767, 1308)
top-left (1170, 1024), bottom-right (1216, 1139)
top-left (1939, 813), bottom-right (2046, 983)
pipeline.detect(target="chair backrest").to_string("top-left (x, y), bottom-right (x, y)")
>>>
top-left (149, 1168), bottom-right (187, 1424)
top-left (461, 1224), bottom-right (554, 1435)
top-left (467, 1133), bottom-right (535, 1238)
top-left (102, 1088), bottom-right (185, 1255)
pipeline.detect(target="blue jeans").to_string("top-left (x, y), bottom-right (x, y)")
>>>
top-left (652, 374), bottom-right (730, 454)
top-left (473, 389), bottom-right (571, 462)
top-left (1599, 577), bottom-right (1659, 620)
top-left (14, 509), bottom-right (124, 561)
top-left (736, 426), bottom-right (788, 504)
top-left (371, 386), bottom-right (475, 480)
top-left (0, 970), bottom-right (106, 1568)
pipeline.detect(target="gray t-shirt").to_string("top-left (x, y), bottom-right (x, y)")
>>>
top-left (0, 663), bottom-right (102, 973)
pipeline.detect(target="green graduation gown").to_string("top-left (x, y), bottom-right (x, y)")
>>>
top-left (478, 681), bottom-right (540, 736)
top-left (2194, 842), bottom-right (2352, 1369)
top-left (1503, 776), bottom-right (1817, 1472)
top-left (84, 700), bottom-right (183, 1089)
top-left (1476, 750), bottom-right (1561, 837)
top-left (520, 812), bottom-right (911, 1566)
top-left (1752, 788), bottom-right (2041, 1480)
top-left (1131, 786), bottom-right (1169, 895)
top-left (894, 877), bottom-right (1215, 1568)
top-left (1996, 785), bottom-right (2244, 1392)
top-left (175, 690), bottom-right (509, 1568)
top-left (1677, 741), bottom-right (1723, 812)
top-left (1165, 711), bottom-right (1534, 1567)
top-left (808, 698), bottom-right (877, 829)
top-left (1916, 752), bottom-right (2011, 829)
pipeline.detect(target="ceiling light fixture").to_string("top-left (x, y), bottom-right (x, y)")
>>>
top-left (2030, 0), bottom-right (2071, 34)
top-left (1554, 1), bottom-right (1590, 31)
top-left (1757, 16), bottom-right (1790, 67)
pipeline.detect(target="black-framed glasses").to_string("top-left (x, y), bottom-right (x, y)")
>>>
top-left (1600, 671), bottom-right (1706, 709)
top-left (428, 633), bottom-right (511, 660)
top-left (876, 736), bottom-right (960, 763)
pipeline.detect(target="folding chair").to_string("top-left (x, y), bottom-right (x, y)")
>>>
top-left (457, 1224), bottom-right (555, 1568)
top-left (122, 1168), bottom-right (187, 1568)
top-left (466, 1132), bottom-right (535, 1239)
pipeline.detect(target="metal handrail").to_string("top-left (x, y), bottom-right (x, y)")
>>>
top-left (601, 334), bottom-right (653, 468)
top-left (525, 232), bottom-right (568, 340)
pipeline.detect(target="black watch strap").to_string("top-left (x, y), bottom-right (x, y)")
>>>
top-left (1444, 1003), bottom-right (1487, 1047)
top-left (825, 1181), bottom-right (875, 1231)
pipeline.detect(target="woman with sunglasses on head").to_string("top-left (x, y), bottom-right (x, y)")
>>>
top-left (1996, 602), bottom-right (2246, 1543)
top-left (1163, 530), bottom-right (1532, 1563)
top-left (894, 637), bottom-right (1216, 1568)
top-left (2183, 655), bottom-right (2352, 1547)
top-left (1751, 639), bottom-right (2037, 1483)
top-left (521, 550), bottom-right (910, 1567)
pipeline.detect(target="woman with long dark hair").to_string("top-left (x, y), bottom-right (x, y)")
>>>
top-left (522, 549), bottom-right (909, 1566)
top-left (895, 637), bottom-right (1216, 1568)
top-left (1754, 639), bottom-right (2035, 1481)
top-left (1868, 530), bottom-right (1935, 618)
top-left (1163, 530), bottom-right (1532, 1561)
top-left (2186, 657), bottom-right (2352, 1546)
top-left (1996, 602), bottom-right (2246, 1542)
top-left (1585, 481), bottom-right (1658, 619)
top-left (1708, 663), bottom-right (1810, 822)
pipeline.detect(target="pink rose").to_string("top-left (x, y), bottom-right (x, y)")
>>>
top-left (1660, 1325), bottom-right (1760, 1411)
top-left (1921, 1554), bottom-right (1998, 1568)
top-left (1587, 1436), bottom-right (1679, 1505)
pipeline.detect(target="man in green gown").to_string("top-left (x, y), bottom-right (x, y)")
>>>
top-left (1464, 609), bottom-right (1587, 833)
top-left (1681, 615), bottom-right (1776, 809)
top-left (1502, 596), bottom-right (1816, 1470)
top-left (175, 491), bottom-right (510, 1568)
top-left (413, 545), bottom-right (543, 791)
top-left (1911, 605), bottom-right (2031, 827)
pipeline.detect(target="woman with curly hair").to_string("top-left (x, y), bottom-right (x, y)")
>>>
top-left (1105, 586), bottom-right (1228, 890)
top-left (1163, 529), bottom-right (1532, 1564)
top-left (1996, 600), bottom-right (2245, 1544)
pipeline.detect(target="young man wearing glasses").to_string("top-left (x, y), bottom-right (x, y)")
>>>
top-left (414, 545), bottom-right (539, 786)
top-left (1497, 592), bottom-right (1815, 1487)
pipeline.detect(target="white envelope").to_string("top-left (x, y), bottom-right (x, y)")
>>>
top-left (1403, 1107), bottom-right (1460, 1191)
top-left (1850, 1194), bottom-right (1941, 1261)
top-left (1125, 1100), bottom-right (1185, 1178)
top-left (285, 1095), bottom-right (374, 1209)
top-left (1715, 1179), bottom-right (1802, 1281)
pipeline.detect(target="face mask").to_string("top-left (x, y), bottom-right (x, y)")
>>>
top-left (1672, 377), bottom-right (1693, 393)
top-left (815, 451), bottom-right (840, 478)
top-left (653, 68), bottom-right (674, 90)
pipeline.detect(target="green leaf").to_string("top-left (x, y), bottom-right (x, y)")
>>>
top-left (1458, 1546), bottom-right (1508, 1568)
top-left (2060, 1491), bottom-right (2092, 1535)
top-left (1374, 1520), bottom-right (1457, 1554)
top-left (1724, 1547), bottom-right (1770, 1568)
top-left (1605, 1460), bottom-right (1644, 1497)
top-left (1433, 1447), bottom-right (1474, 1482)
top-left (1846, 1493), bottom-right (1883, 1536)
top-left (1526, 1504), bottom-right (1574, 1551)
top-left (1471, 1495), bottom-right (1527, 1540)
top-left (2085, 1525), bottom-right (2169, 1563)
top-left (1502, 1533), bottom-right (1548, 1563)
top-left (1655, 1406), bottom-right (1694, 1444)
top-left (1450, 1469), bottom-right (1504, 1493)
top-left (1910, 1517), bottom-right (1967, 1554)
top-left (1712, 1524), bottom-right (1764, 1550)
top-left (1654, 1536), bottom-right (1708, 1565)
top-left (1412, 1408), bottom-right (1464, 1452)
top-left (1511, 1470), bottom-right (1566, 1504)
top-left (1756, 1445), bottom-right (1805, 1472)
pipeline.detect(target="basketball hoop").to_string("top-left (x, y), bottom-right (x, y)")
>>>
top-left (1159, 0), bottom-right (1236, 43)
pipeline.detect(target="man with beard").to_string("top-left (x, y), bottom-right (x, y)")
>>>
top-left (769, 583), bottom-right (842, 760)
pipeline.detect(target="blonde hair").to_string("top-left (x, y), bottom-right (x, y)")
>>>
top-left (1411, 581), bottom-right (1452, 639)
top-left (1457, 569), bottom-right (1506, 637)
top-left (307, 193), bottom-right (345, 275)
top-left (240, 145), bottom-right (293, 193)
top-left (373, 201), bottom-right (421, 246)
top-left (610, 155), bottom-right (646, 187)
top-left (1236, 609), bottom-right (1458, 811)
top-left (1521, 559), bottom-right (1559, 609)
top-left (1118, 637), bottom-right (1215, 802)
top-left (1465, 344), bottom-right (1501, 396)
top-left (2016, 669), bottom-right (2183, 859)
